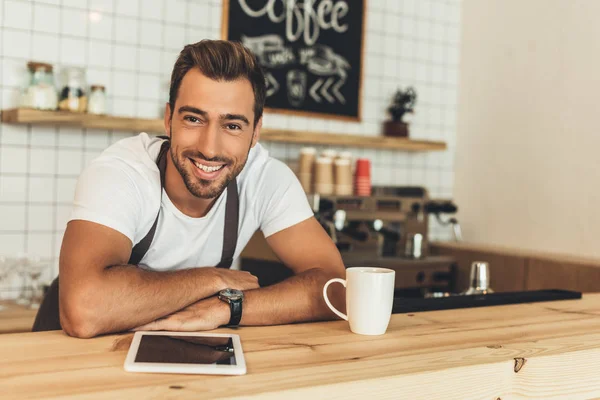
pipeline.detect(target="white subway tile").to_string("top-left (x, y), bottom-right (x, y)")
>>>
top-left (57, 127), bottom-right (83, 148)
top-left (366, 10), bottom-right (383, 34)
top-left (116, 0), bottom-right (139, 17)
top-left (61, 8), bottom-right (88, 37)
top-left (136, 100), bottom-right (162, 119)
top-left (114, 44), bottom-right (137, 71)
top-left (87, 40), bottom-right (113, 68)
top-left (424, 168), bottom-right (440, 188)
top-left (140, 20), bottom-right (163, 48)
top-left (448, 25), bottom-right (460, 45)
top-left (89, 0), bottom-right (113, 13)
top-left (30, 126), bottom-right (57, 147)
top-left (136, 74), bottom-right (161, 101)
top-left (187, 2), bottom-right (208, 28)
top-left (210, 4), bottom-right (221, 27)
top-left (89, 13), bottom-right (113, 40)
top-left (0, 176), bottom-right (27, 203)
top-left (161, 50), bottom-right (179, 76)
top-left (383, 58), bottom-right (395, 78)
top-left (112, 71), bottom-right (137, 97)
top-left (141, 0), bottom-right (164, 21)
top-left (2, 30), bottom-right (31, 59)
top-left (441, 170), bottom-right (454, 190)
top-left (138, 47), bottom-right (161, 74)
top-left (83, 149), bottom-right (101, 167)
top-left (84, 131), bottom-right (109, 149)
top-left (401, 17), bottom-right (415, 37)
top-left (29, 148), bottom-right (56, 175)
top-left (115, 16), bottom-right (139, 45)
top-left (27, 205), bottom-right (54, 231)
top-left (1, 125), bottom-right (29, 147)
top-left (0, 234), bottom-right (25, 257)
top-left (448, 45), bottom-right (459, 66)
top-left (185, 26), bottom-right (207, 44)
top-left (56, 177), bottom-right (77, 203)
top-left (57, 149), bottom-right (83, 175)
top-left (165, 1), bottom-right (186, 23)
top-left (0, 205), bottom-right (26, 231)
top-left (448, 3), bottom-right (461, 25)
top-left (26, 233), bottom-right (54, 259)
top-left (28, 176), bottom-right (55, 203)
top-left (61, 0), bottom-right (87, 9)
top-left (55, 205), bottom-right (72, 231)
top-left (1, 146), bottom-right (28, 174)
top-left (416, 41), bottom-right (430, 62)
top-left (60, 37), bottom-right (86, 66)
top-left (1, 58), bottom-right (28, 89)
top-left (31, 33), bottom-right (60, 64)
top-left (86, 67), bottom-right (111, 88)
top-left (35, 0), bottom-right (61, 5)
top-left (164, 25), bottom-right (186, 51)
top-left (3, 0), bottom-right (33, 30)
top-left (112, 98), bottom-right (136, 117)
top-left (384, 13), bottom-right (399, 35)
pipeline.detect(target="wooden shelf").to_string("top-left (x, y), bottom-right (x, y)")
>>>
top-left (1, 108), bottom-right (447, 152)
top-left (260, 129), bottom-right (446, 151)
top-left (1, 108), bottom-right (164, 133)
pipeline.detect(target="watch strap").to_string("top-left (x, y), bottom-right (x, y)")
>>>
top-left (228, 299), bottom-right (242, 326)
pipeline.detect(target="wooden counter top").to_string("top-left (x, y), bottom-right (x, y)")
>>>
top-left (2, 295), bottom-right (600, 399)
top-left (0, 301), bottom-right (37, 334)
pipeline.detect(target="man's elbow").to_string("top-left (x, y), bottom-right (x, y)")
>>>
top-left (60, 291), bottom-right (102, 339)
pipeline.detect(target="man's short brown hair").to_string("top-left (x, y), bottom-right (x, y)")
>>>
top-left (169, 40), bottom-right (266, 127)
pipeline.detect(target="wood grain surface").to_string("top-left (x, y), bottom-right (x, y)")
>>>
top-left (0, 301), bottom-right (36, 334)
top-left (1, 295), bottom-right (600, 399)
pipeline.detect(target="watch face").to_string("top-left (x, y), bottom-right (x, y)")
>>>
top-left (221, 288), bottom-right (243, 301)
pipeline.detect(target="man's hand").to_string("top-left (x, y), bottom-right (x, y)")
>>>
top-left (214, 269), bottom-right (260, 292)
top-left (133, 296), bottom-right (230, 332)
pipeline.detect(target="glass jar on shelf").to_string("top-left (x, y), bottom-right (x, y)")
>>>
top-left (87, 85), bottom-right (106, 115)
top-left (58, 67), bottom-right (87, 113)
top-left (20, 61), bottom-right (58, 110)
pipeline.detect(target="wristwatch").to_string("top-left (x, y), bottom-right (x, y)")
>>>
top-left (218, 288), bottom-right (244, 327)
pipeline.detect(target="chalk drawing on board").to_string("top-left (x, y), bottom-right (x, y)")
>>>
top-left (309, 79), bottom-right (323, 103)
top-left (332, 77), bottom-right (346, 104)
top-left (286, 70), bottom-right (307, 107)
top-left (300, 45), bottom-right (350, 78)
top-left (241, 34), bottom-right (295, 68)
top-left (265, 72), bottom-right (280, 97)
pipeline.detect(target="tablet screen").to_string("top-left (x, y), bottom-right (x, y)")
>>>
top-left (134, 334), bottom-right (237, 366)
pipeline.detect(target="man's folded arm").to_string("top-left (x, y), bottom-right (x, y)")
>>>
top-left (59, 220), bottom-right (258, 338)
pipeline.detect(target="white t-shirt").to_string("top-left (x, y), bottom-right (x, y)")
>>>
top-left (70, 133), bottom-right (314, 271)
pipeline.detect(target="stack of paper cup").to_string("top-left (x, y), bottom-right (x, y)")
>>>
top-left (314, 156), bottom-right (334, 195)
top-left (354, 158), bottom-right (371, 196)
top-left (298, 147), bottom-right (316, 193)
top-left (321, 149), bottom-right (338, 159)
top-left (338, 151), bottom-right (353, 161)
top-left (334, 158), bottom-right (353, 195)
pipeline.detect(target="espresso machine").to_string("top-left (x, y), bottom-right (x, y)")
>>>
top-left (310, 186), bottom-right (459, 258)
top-left (310, 186), bottom-right (460, 296)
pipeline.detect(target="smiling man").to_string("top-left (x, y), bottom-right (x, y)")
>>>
top-left (37, 40), bottom-right (345, 338)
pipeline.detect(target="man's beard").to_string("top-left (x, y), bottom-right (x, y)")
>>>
top-left (170, 145), bottom-right (251, 199)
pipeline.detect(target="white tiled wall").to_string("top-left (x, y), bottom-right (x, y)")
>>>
top-left (0, 0), bottom-right (461, 295)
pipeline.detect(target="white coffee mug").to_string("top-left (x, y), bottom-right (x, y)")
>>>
top-left (323, 267), bottom-right (395, 335)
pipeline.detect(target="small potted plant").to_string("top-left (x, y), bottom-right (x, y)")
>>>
top-left (383, 87), bottom-right (417, 137)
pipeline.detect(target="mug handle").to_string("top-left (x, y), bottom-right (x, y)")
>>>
top-left (323, 278), bottom-right (348, 321)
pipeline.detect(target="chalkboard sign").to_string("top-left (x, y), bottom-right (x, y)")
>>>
top-left (222, 0), bottom-right (365, 121)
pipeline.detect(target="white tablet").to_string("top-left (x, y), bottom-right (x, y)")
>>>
top-left (124, 331), bottom-right (246, 375)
